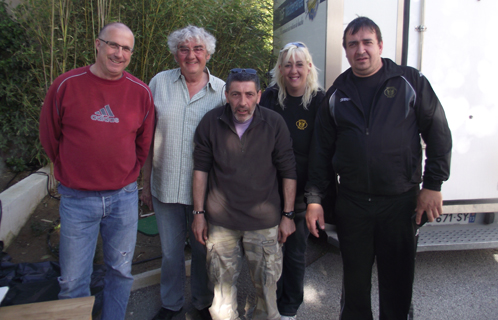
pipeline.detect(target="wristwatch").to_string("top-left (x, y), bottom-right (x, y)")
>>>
top-left (282, 210), bottom-right (296, 220)
top-left (192, 210), bottom-right (206, 215)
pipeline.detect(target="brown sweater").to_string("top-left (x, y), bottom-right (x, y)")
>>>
top-left (193, 104), bottom-right (297, 231)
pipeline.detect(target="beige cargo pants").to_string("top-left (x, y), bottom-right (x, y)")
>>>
top-left (206, 223), bottom-right (283, 320)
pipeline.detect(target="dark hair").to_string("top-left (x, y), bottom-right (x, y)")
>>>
top-left (225, 71), bottom-right (260, 92)
top-left (342, 17), bottom-right (383, 49)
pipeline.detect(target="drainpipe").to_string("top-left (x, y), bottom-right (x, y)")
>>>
top-left (415, 0), bottom-right (427, 71)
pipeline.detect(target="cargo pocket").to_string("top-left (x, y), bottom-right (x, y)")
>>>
top-left (262, 241), bottom-right (283, 285)
top-left (206, 241), bottom-right (220, 284)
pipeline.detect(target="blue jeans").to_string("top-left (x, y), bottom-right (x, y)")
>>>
top-left (152, 198), bottom-right (213, 311)
top-left (58, 182), bottom-right (138, 320)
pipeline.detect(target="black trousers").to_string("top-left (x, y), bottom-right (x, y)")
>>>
top-left (277, 210), bottom-right (309, 316)
top-left (336, 187), bottom-right (418, 320)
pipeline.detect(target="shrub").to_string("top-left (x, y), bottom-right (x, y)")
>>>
top-left (0, 0), bottom-right (46, 171)
top-left (0, 0), bottom-right (273, 172)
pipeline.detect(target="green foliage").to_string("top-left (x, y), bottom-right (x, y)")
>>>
top-left (0, 0), bottom-right (273, 172)
top-left (124, 0), bottom-right (274, 85)
top-left (0, 0), bottom-right (46, 172)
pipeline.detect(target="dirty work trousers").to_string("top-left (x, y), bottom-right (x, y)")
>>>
top-left (206, 223), bottom-right (282, 320)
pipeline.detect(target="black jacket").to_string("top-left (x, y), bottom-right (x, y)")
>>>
top-left (306, 58), bottom-right (452, 203)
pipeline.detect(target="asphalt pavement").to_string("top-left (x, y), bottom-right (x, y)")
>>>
top-left (126, 238), bottom-right (498, 320)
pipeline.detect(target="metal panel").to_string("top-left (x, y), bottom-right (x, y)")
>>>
top-left (325, 0), bottom-right (344, 89)
top-left (417, 225), bottom-right (498, 252)
top-left (326, 214), bottom-right (498, 252)
top-left (407, 0), bottom-right (498, 201)
top-left (444, 203), bottom-right (498, 214)
top-left (273, 0), bottom-right (329, 88)
top-left (395, 0), bottom-right (405, 64)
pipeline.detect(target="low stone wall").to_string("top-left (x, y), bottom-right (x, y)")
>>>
top-left (0, 166), bottom-right (52, 248)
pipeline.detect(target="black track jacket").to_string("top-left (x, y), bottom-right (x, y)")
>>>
top-left (305, 58), bottom-right (452, 204)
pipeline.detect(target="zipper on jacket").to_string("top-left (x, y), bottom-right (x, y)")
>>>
top-left (240, 134), bottom-right (245, 153)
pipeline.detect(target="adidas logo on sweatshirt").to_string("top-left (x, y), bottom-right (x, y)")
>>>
top-left (91, 105), bottom-right (119, 123)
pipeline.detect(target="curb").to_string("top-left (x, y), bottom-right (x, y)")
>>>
top-left (132, 260), bottom-right (191, 291)
top-left (0, 166), bottom-right (52, 248)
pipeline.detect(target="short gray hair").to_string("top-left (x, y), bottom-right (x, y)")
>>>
top-left (226, 71), bottom-right (260, 92)
top-left (167, 25), bottom-right (216, 57)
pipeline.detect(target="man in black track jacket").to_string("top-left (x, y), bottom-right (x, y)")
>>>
top-left (305, 17), bottom-right (452, 320)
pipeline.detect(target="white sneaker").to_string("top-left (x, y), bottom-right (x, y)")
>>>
top-left (281, 316), bottom-right (297, 320)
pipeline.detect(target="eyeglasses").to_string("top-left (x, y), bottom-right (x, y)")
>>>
top-left (177, 46), bottom-right (206, 56)
top-left (98, 38), bottom-right (134, 54)
top-left (230, 68), bottom-right (257, 74)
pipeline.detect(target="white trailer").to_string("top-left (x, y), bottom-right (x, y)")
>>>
top-left (273, 0), bottom-right (498, 251)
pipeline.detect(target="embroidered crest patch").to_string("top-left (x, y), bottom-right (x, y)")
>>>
top-left (296, 119), bottom-right (308, 130)
top-left (384, 87), bottom-right (397, 98)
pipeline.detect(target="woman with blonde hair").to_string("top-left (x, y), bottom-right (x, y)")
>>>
top-left (260, 42), bottom-right (325, 320)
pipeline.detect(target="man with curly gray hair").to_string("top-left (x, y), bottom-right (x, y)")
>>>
top-left (141, 25), bottom-right (225, 320)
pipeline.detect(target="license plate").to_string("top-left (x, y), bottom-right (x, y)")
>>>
top-left (427, 213), bottom-right (476, 225)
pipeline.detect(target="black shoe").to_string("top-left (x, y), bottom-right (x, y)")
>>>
top-left (197, 306), bottom-right (212, 320)
top-left (151, 307), bottom-right (182, 320)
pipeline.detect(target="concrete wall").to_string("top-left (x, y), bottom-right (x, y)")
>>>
top-left (0, 166), bottom-right (52, 248)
